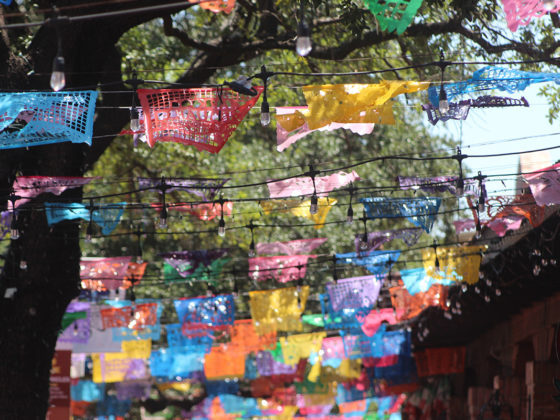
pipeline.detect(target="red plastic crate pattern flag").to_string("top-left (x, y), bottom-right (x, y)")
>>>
top-left (137, 86), bottom-right (263, 153)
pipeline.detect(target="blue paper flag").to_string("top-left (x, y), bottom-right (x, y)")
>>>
top-left (45, 202), bottom-right (126, 234)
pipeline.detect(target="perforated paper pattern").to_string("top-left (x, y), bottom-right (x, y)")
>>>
top-left (326, 275), bottom-right (383, 311)
top-left (279, 332), bottom-right (326, 366)
top-left (168, 201), bottom-right (233, 221)
top-left (336, 250), bottom-right (400, 276)
top-left (165, 323), bottom-right (214, 351)
top-left (390, 283), bottom-right (448, 320)
top-left (12, 176), bottom-right (96, 209)
top-left (523, 162), bottom-right (560, 205)
top-left (137, 87), bottom-right (262, 153)
top-left (0, 90), bottom-right (97, 149)
top-left (302, 82), bottom-right (428, 130)
top-left (174, 295), bottom-right (235, 333)
top-left (267, 170), bottom-right (360, 198)
top-left (228, 319), bottom-right (277, 354)
top-left (160, 249), bottom-right (228, 278)
top-left (45, 202), bottom-right (126, 234)
top-left (256, 238), bottom-right (327, 256)
top-left (260, 197), bottom-right (337, 229)
top-left (501, 0), bottom-right (560, 31)
top-left (248, 254), bottom-right (317, 283)
top-left (319, 293), bottom-right (362, 331)
top-left (100, 303), bottom-right (158, 330)
top-left (138, 177), bottom-right (228, 201)
top-left (428, 66), bottom-right (560, 105)
top-left (249, 286), bottom-right (310, 334)
top-left (360, 197), bottom-right (441, 233)
top-left (422, 245), bottom-right (486, 285)
top-left (188, 0), bottom-right (235, 13)
top-left (354, 228), bottom-right (423, 254)
top-left (363, 0), bottom-right (424, 34)
top-left (80, 257), bottom-right (132, 291)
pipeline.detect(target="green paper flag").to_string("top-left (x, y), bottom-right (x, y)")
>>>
top-left (363, 0), bottom-right (424, 35)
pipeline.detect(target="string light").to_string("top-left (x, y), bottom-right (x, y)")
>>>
top-left (437, 50), bottom-right (450, 115)
top-left (85, 199), bottom-right (94, 242)
top-left (307, 166), bottom-right (319, 215)
top-left (9, 194), bottom-right (19, 240)
top-left (359, 210), bottom-right (369, 251)
top-left (453, 147), bottom-right (466, 196)
top-left (158, 177), bottom-right (168, 229)
top-left (296, 2), bottom-right (312, 56)
top-left (135, 227), bottom-right (143, 263)
top-left (126, 72), bottom-right (142, 132)
top-left (346, 184), bottom-right (354, 225)
top-left (248, 220), bottom-right (256, 257)
top-left (475, 171), bottom-right (487, 212)
top-left (217, 197), bottom-right (226, 237)
top-left (50, 10), bottom-right (66, 91)
top-left (432, 240), bottom-right (440, 270)
top-left (258, 65), bottom-right (271, 126)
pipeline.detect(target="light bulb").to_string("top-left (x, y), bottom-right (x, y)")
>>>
top-left (19, 260), bottom-right (27, 270)
top-left (10, 228), bottom-right (19, 240)
top-left (309, 194), bottom-right (318, 215)
top-left (533, 264), bottom-right (541, 276)
top-left (218, 218), bottom-right (226, 237)
top-left (495, 288), bottom-right (502, 296)
top-left (248, 241), bottom-right (256, 258)
top-left (346, 206), bottom-right (354, 225)
top-left (130, 108), bottom-right (140, 131)
top-left (85, 233), bottom-right (92, 243)
top-left (543, 0), bottom-right (556, 11)
top-left (296, 21), bottom-right (312, 56)
top-left (85, 222), bottom-right (93, 243)
top-left (434, 256), bottom-right (440, 270)
top-left (73, 323), bottom-right (79, 336)
top-left (359, 234), bottom-right (369, 251)
top-left (444, 312), bottom-right (453, 320)
top-left (136, 256), bottom-right (143, 264)
top-left (478, 198), bottom-right (485, 213)
top-left (260, 99), bottom-right (271, 126)
top-left (484, 295), bottom-right (491, 303)
top-left (158, 216), bottom-right (167, 229)
top-left (455, 177), bottom-right (464, 196)
top-left (461, 283), bottom-right (468, 293)
top-left (474, 285), bottom-right (480, 294)
top-left (50, 55), bottom-right (66, 91)
top-left (438, 85), bottom-right (449, 114)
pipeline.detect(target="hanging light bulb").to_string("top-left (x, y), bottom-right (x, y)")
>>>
top-left (543, 0), bottom-right (556, 12)
top-left (248, 239), bottom-right (256, 257)
top-left (19, 260), bottom-right (27, 270)
top-left (218, 217), bottom-right (226, 237)
top-left (495, 288), bottom-right (502, 296)
top-left (461, 283), bottom-right (468, 293)
top-left (432, 240), bottom-right (440, 270)
top-left (438, 84), bottom-right (449, 114)
top-left (130, 107), bottom-right (140, 131)
top-left (346, 204), bottom-right (354, 225)
top-left (296, 20), bottom-right (312, 56)
top-left (474, 285), bottom-right (481, 294)
top-left (50, 55), bottom-right (65, 91)
top-left (10, 215), bottom-right (19, 240)
top-left (85, 220), bottom-right (93, 243)
top-left (455, 176), bottom-right (464, 197)
top-left (260, 97), bottom-right (271, 126)
top-left (73, 322), bottom-right (79, 336)
top-left (158, 205), bottom-right (168, 229)
top-left (309, 193), bottom-right (318, 215)
top-left (359, 233), bottom-right (369, 251)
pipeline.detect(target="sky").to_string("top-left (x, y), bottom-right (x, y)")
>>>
top-left (432, 85), bottom-right (560, 196)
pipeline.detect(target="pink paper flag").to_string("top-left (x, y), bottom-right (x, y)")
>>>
top-left (501, 0), bottom-right (560, 32)
top-left (11, 176), bottom-right (97, 209)
top-left (249, 255), bottom-right (316, 283)
top-left (523, 162), bottom-right (560, 206)
top-left (267, 171), bottom-right (360, 199)
top-left (487, 216), bottom-right (524, 237)
top-left (276, 106), bottom-right (374, 152)
top-left (80, 257), bottom-right (133, 290)
top-left (359, 308), bottom-right (403, 337)
top-left (256, 238), bottom-right (327, 256)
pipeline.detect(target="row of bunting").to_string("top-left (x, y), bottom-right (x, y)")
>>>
top-left (0, 66), bottom-right (558, 152)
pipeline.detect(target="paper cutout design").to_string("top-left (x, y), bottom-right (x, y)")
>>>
top-left (150, 347), bottom-right (206, 380)
top-left (326, 275), bottom-right (383, 311)
top-left (256, 351), bottom-right (298, 376)
top-left (398, 175), bottom-right (484, 197)
top-left (163, 257), bottom-right (229, 284)
top-left (71, 306), bottom-right (122, 353)
top-left (257, 238), bottom-right (327, 256)
top-left (502, 0), bottom-right (560, 31)
top-left (138, 177), bottom-right (228, 201)
top-left (11, 176), bottom-right (96, 209)
top-left (336, 250), bottom-right (401, 275)
top-left (390, 283), bottom-right (448, 321)
top-left (414, 346), bottom-right (466, 377)
top-left (80, 257), bottom-right (132, 290)
top-left (160, 249), bottom-right (228, 278)
top-left (354, 228), bottom-right (423, 253)
top-left (45, 202), bottom-right (126, 234)
top-left (428, 66), bottom-right (560, 105)
top-left (488, 193), bottom-right (545, 228)
top-left (360, 308), bottom-right (402, 337)
top-left (188, 0), bottom-right (235, 13)
top-left (174, 295), bottom-right (235, 334)
top-left (115, 380), bottom-right (151, 401)
top-left (249, 286), bottom-right (310, 334)
top-left (168, 201), bottom-right (233, 221)
top-left (363, 0), bottom-right (424, 34)
top-left (100, 303), bottom-right (158, 330)
top-left (343, 326), bottom-right (408, 361)
top-left (112, 324), bottom-right (161, 342)
top-left (301, 81), bottom-right (428, 130)
top-left (121, 339), bottom-right (152, 359)
top-left (204, 345), bottom-right (246, 379)
top-left (268, 170), bottom-right (360, 198)
top-left (400, 267), bottom-right (453, 295)
top-left (523, 162), bottom-right (560, 205)
top-left (58, 304), bottom-right (90, 344)
top-left (166, 323), bottom-right (214, 351)
top-left (92, 353), bottom-right (147, 383)
top-left (280, 332), bottom-right (326, 366)
top-left (360, 197), bottom-right (441, 233)
top-left (423, 96), bottom-right (529, 125)
top-left (0, 90), bottom-right (97, 149)
top-left (453, 216), bottom-right (523, 237)
top-left (422, 245), bottom-right (486, 285)
top-left (137, 87), bottom-right (262, 153)
top-left (275, 106), bottom-right (375, 152)
top-left (319, 293), bottom-right (362, 331)
top-left (227, 319), bottom-right (277, 354)
top-left (260, 197), bottom-right (337, 229)
top-left (71, 380), bottom-right (105, 402)
top-left (248, 254), bottom-right (317, 283)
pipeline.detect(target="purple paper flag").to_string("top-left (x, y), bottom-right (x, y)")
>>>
top-left (268, 171), bottom-right (360, 198)
top-left (138, 177), bottom-right (229, 201)
top-left (523, 162), bottom-right (560, 206)
top-left (326, 275), bottom-right (383, 312)
top-left (256, 238), bottom-right (327, 256)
